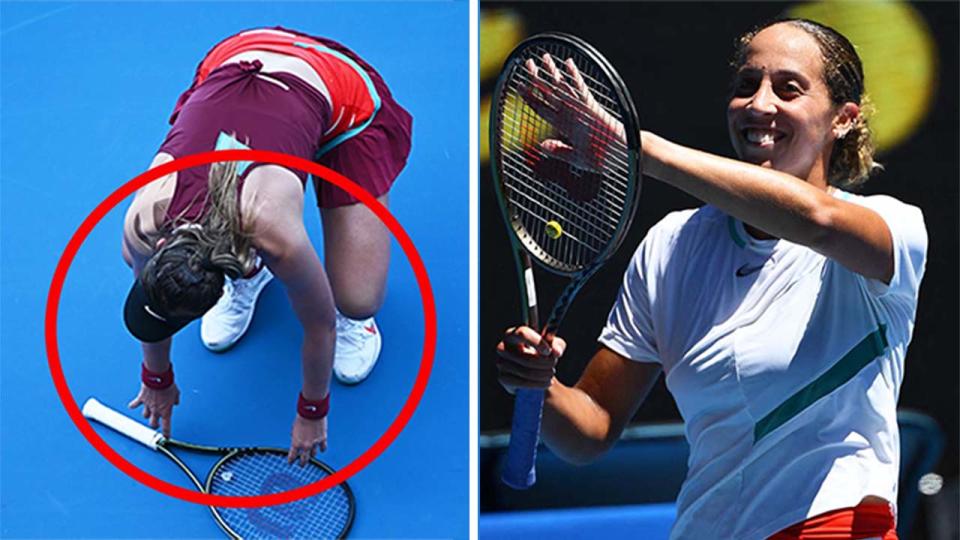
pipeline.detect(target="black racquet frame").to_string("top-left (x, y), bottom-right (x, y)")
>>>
top-left (82, 398), bottom-right (355, 539)
top-left (490, 32), bottom-right (642, 489)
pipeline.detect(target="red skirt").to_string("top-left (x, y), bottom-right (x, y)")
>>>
top-left (768, 501), bottom-right (897, 540)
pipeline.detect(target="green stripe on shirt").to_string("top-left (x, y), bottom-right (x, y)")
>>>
top-left (754, 325), bottom-right (889, 443)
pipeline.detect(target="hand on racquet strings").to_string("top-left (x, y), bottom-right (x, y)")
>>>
top-left (128, 382), bottom-right (180, 439)
top-left (521, 54), bottom-right (626, 170)
top-left (496, 326), bottom-right (567, 395)
top-left (289, 414), bottom-right (328, 466)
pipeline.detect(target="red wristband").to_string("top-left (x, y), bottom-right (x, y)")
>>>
top-left (141, 363), bottom-right (174, 389)
top-left (297, 392), bottom-right (329, 419)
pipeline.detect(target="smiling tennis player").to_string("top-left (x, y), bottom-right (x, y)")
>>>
top-left (497, 19), bottom-right (926, 539)
top-left (121, 27), bottom-right (412, 465)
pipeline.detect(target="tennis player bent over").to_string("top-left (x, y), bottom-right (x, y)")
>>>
top-left (497, 19), bottom-right (925, 539)
top-left (121, 27), bottom-right (412, 465)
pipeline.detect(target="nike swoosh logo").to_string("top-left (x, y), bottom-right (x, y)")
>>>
top-left (364, 325), bottom-right (377, 335)
top-left (148, 377), bottom-right (162, 383)
top-left (144, 304), bottom-right (168, 322)
top-left (736, 263), bottom-right (764, 277)
top-left (304, 405), bottom-right (317, 412)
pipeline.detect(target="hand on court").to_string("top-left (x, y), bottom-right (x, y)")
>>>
top-left (520, 54), bottom-right (625, 170)
top-left (495, 326), bottom-right (567, 394)
top-left (128, 383), bottom-right (180, 439)
top-left (289, 414), bottom-right (327, 466)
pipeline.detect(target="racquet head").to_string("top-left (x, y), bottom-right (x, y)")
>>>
top-left (490, 33), bottom-right (643, 491)
top-left (491, 32), bottom-right (642, 278)
top-left (207, 449), bottom-right (355, 539)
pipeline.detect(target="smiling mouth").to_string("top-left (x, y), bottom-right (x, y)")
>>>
top-left (742, 128), bottom-right (786, 148)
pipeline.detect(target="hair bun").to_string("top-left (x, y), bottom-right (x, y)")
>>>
top-left (209, 252), bottom-right (244, 280)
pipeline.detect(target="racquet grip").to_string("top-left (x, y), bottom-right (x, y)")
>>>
top-left (501, 388), bottom-right (545, 489)
top-left (82, 398), bottom-right (162, 450)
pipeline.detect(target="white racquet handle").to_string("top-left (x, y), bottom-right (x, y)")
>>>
top-left (82, 398), bottom-right (163, 450)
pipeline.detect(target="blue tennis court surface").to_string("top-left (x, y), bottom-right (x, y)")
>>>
top-left (480, 504), bottom-right (677, 539)
top-left (1, 2), bottom-right (467, 538)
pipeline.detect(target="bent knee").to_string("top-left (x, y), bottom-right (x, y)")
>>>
top-left (336, 292), bottom-right (385, 320)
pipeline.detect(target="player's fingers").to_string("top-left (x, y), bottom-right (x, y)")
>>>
top-left (521, 59), bottom-right (547, 99)
top-left (555, 76), bottom-right (578, 101)
top-left (506, 325), bottom-right (546, 337)
top-left (161, 414), bottom-right (172, 439)
top-left (287, 447), bottom-right (297, 465)
top-left (141, 405), bottom-right (151, 419)
top-left (550, 336), bottom-right (568, 358)
top-left (496, 345), bottom-right (557, 370)
top-left (299, 449), bottom-right (309, 467)
top-left (538, 332), bottom-right (571, 357)
top-left (540, 139), bottom-right (575, 162)
top-left (503, 326), bottom-right (543, 349)
top-left (519, 82), bottom-right (557, 126)
top-left (524, 58), bottom-right (539, 79)
top-left (496, 339), bottom-right (538, 362)
top-left (128, 395), bottom-right (142, 409)
top-left (148, 412), bottom-right (160, 430)
top-left (504, 326), bottom-right (536, 339)
top-left (320, 438), bottom-right (328, 453)
top-left (542, 53), bottom-right (562, 85)
top-left (566, 58), bottom-right (589, 95)
top-left (497, 357), bottom-right (554, 384)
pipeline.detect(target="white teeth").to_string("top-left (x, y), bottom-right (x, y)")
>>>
top-left (745, 129), bottom-right (778, 145)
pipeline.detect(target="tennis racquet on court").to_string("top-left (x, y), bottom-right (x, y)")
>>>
top-left (82, 398), bottom-right (355, 539)
top-left (490, 33), bottom-right (642, 489)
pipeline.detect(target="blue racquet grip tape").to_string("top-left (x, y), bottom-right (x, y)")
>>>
top-left (501, 388), bottom-right (545, 489)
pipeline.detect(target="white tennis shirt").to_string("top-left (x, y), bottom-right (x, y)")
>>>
top-left (599, 191), bottom-right (927, 540)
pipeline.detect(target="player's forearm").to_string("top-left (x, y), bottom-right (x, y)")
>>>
top-left (641, 131), bottom-right (833, 246)
top-left (288, 285), bottom-right (336, 401)
top-left (541, 380), bottom-right (616, 465)
top-left (141, 339), bottom-right (172, 372)
top-left (266, 257), bottom-right (335, 401)
top-left (301, 327), bottom-right (334, 401)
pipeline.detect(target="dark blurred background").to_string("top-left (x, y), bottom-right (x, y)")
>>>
top-left (480, 2), bottom-right (958, 539)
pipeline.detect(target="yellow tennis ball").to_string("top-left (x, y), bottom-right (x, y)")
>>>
top-left (545, 220), bottom-right (563, 240)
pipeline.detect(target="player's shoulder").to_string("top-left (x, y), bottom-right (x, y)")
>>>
top-left (629, 206), bottom-right (725, 273)
top-left (643, 205), bottom-right (726, 248)
top-left (124, 154), bottom-right (187, 264)
top-left (837, 190), bottom-right (924, 222)
top-left (837, 190), bottom-right (928, 244)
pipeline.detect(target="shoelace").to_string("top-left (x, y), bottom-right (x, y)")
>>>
top-left (220, 276), bottom-right (259, 312)
top-left (336, 316), bottom-right (373, 351)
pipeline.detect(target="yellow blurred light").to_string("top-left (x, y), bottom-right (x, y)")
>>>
top-left (787, 1), bottom-right (937, 151)
top-left (480, 96), bottom-right (491, 163)
top-left (484, 93), bottom-right (554, 165)
top-left (480, 9), bottom-right (525, 83)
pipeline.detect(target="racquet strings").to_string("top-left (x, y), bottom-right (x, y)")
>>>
top-left (497, 41), bottom-right (632, 272)
top-left (210, 451), bottom-right (352, 539)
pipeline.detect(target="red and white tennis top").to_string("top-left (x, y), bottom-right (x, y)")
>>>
top-left (181, 28), bottom-right (380, 156)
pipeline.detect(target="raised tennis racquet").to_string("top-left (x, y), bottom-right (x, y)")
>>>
top-left (490, 33), bottom-right (642, 489)
top-left (82, 398), bottom-right (355, 539)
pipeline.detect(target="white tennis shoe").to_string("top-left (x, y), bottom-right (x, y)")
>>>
top-left (334, 311), bottom-right (382, 384)
top-left (201, 265), bottom-right (274, 352)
